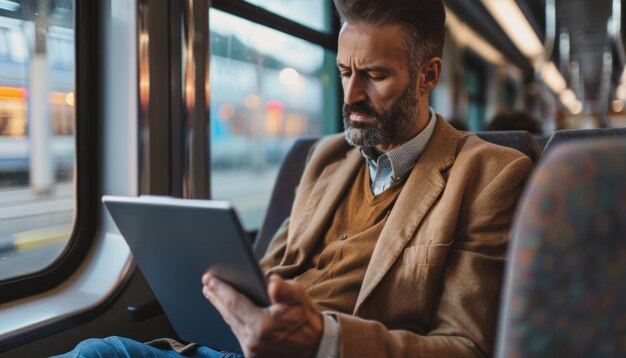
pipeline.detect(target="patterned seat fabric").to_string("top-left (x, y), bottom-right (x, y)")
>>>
top-left (496, 140), bottom-right (626, 357)
top-left (475, 130), bottom-right (543, 164)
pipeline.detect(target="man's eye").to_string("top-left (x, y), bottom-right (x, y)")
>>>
top-left (340, 72), bottom-right (351, 79)
top-left (368, 73), bottom-right (387, 81)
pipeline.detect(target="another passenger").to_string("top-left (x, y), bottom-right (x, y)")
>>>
top-left (486, 109), bottom-right (543, 134)
top-left (58, 0), bottom-right (532, 357)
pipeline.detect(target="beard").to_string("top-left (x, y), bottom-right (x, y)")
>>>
top-left (343, 84), bottom-right (420, 148)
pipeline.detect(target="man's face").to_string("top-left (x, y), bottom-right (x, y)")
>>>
top-left (337, 23), bottom-right (420, 148)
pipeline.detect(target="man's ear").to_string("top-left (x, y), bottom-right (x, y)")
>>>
top-left (418, 57), bottom-right (442, 94)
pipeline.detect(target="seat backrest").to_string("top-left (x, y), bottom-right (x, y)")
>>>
top-left (496, 140), bottom-right (626, 357)
top-left (543, 127), bottom-right (626, 155)
top-left (253, 136), bottom-right (319, 259)
top-left (533, 134), bottom-right (551, 149)
top-left (474, 130), bottom-right (543, 164)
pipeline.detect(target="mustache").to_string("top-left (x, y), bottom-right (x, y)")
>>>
top-left (342, 102), bottom-right (377, 119)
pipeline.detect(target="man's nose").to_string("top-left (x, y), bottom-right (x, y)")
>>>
top-left (343, 75), bottom-right (367, 105)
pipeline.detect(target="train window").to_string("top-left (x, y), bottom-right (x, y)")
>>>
top-left (464, 55), bottom-right (487, 131)
top-left (209, 8), bottom-right (338, 229)
top-left (0, 2), bottom-right (75, 281)
top-left (242, 0), bottom-right (334, 33)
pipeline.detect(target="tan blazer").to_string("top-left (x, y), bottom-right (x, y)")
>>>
top-left (261, 117), bottom-right (533, 357)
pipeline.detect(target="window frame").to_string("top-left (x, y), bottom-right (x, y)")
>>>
top-left (212, 0), bottom-right (338, 52)
top-left (0, 0), bottom-right (100, 304)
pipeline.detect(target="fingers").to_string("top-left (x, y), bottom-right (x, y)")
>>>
top-left (202, 275), bottom-right (242, 328)
top-left (267, 274), bottom-right (307, 306)
top-left (202, 285), bottom-right (241, 328)
top-left (202, 273), bottom-right (323, 356)
top-left (201, 272), bottom-right (212, 286)
top-left (202, 274), bottom-right (261, 327)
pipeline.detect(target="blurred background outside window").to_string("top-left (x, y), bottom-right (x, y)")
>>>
top-left (209, 6), bottom-right (338, 230)
top-left (0, 0), bottom-right (75, 281)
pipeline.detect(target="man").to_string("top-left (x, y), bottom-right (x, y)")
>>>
top-left (60, 0), bottom-right (532, 356)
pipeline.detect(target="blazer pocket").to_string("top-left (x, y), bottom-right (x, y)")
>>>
top-left (402, 242), bottom-right (450, 266)
top-left (396, 243), bottom-right (451, 326)
top-left (402, 244), bottom-right (427, 266)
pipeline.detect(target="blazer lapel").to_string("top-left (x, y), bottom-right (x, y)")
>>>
top-left (354, 117), bottom-right (459, 313)
top-left (284, 147), bottom-right (363, 267)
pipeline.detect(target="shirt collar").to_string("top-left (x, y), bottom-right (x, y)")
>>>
top-left (359, 107), bottom-right (437, 181)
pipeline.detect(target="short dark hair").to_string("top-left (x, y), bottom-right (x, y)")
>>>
top-left (333, 0), bottom-right (446, 76)
top-left (486, 110), bottom-right (543, 134)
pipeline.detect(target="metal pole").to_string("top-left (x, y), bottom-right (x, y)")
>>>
top-left (28, 0), bottom-right (54, 194)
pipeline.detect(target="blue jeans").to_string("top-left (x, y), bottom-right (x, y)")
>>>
top-left (52, 336), bottom-right (243, 358)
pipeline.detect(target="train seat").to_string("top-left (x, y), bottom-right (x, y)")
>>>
top-left (496, 140), bottom-right (626, 357)
top-left (543, 127), bottom-right (626, 155)
top-left (253, 136), bottom-right (320, 259)
top-left (474, 130), bottom-right (543, 164)
top-left (533, 134), bottom-right (551, 149)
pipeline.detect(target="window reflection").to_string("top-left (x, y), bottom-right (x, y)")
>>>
top-left (210, 9), bottom-right (338, 229)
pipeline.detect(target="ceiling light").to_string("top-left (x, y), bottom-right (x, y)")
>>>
top-left (446, 9), bottom-right (503, 64)
top-left (541, 61), bottom-right (567, 94)
top-left (559, 89), bottom-right (576, 106)
top-left (617, 84), bottom-right (626, 100)
top-left (570, 101), bottom-right (583, 115)
top-left (482, 0), bottom-right (544, 61)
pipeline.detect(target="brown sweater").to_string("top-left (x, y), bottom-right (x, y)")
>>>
top-left (294, 162), bottom-right (406, 314)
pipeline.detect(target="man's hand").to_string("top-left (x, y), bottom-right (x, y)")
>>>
top-left (201, 273), bottom-right (324, 358)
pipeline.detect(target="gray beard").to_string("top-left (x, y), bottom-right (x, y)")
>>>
top-left (343, 86), bottom-right (420, 148)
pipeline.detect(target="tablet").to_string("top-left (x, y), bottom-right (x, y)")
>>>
top-left (102, 195), bottom-right (270, 353)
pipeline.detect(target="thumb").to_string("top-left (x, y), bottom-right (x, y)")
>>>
top-left (267, 274), bottom-right (305, 306)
